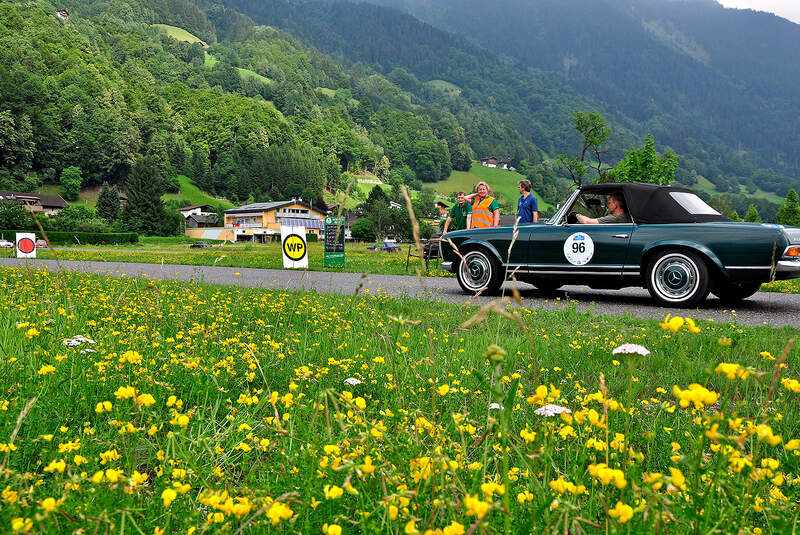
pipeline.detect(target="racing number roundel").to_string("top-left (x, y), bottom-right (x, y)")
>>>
top-left (282, 233), bottom-right (306, 261)
top-left (563, 233), bottom-right (594, 265)
top-left (17, 237), bottom-right (35, 254)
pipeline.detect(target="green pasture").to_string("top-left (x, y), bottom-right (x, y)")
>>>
top-left (152, 24), bottom-right (207, 46)
top-left (436, 163), bottom-right (553, 211)
top-left (203, 53), bottom-right (272, 85)
top-left (163, 175), bottom-right (234, 210)
top-left (34, 241), bottom-right (451, 277)
top-left (691, 175), bottom-right (782, 204)
top-left (425, 79), bottom-right (461, 95)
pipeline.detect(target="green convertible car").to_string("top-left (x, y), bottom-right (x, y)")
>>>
top-left (440, 183), bottom-right (800, 307)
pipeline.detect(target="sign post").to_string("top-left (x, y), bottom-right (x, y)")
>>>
top-left (323, 216), bottom-right (345, 267)
top-left (281, 225), bottom-right (308, 269)
top-left (15, 233), bottom-right (36, 259)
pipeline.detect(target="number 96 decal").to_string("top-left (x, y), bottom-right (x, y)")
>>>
top-left (563, 233), bottom-right (594, 265)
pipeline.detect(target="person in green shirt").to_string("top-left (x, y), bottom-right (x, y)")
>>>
top-left (577, 192), bottom-right (631, 224)
top-left (443, 191), bottom-right (472, 233)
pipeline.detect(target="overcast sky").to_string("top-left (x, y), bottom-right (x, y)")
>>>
top-left (717, 0), bottom-right (800, 24)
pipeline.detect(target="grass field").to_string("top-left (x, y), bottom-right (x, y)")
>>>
top-left (691, 175), bottom-right (783, 204)
top-left (152, 24), bottom-right (207, 46)
top-left (425, 80), bottom-right (461, 96)
top-left (436, 163), bottom-right (553, 212)
top-left (203, 53), bottom-right (272, 85)
top-left (0, 265), bottom-right (798, 534)
top-left (33, 241), bottom-right (451, 277)
top-left (163, 175), bottom-right (234, 210)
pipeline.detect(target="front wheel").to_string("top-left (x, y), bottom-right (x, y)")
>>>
top-left (646, 249), bottom-right (710, 307)
top-left (456, 249), bottom-right (502, 294)
top-left (712, 281), bottom-right (762, 303)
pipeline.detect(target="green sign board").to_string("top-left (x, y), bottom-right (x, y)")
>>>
top-left (324, 216), bottom-right (346, 267)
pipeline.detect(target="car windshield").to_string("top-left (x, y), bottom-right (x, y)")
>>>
top-left (669, 192), bottom-right (721, 215)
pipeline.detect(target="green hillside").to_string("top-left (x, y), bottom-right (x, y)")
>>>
top-left (163, 175), bottom-right (234, 210)
top-left (436, 163), bottom-right (553, 211)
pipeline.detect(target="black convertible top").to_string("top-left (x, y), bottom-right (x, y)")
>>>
top-left (580, 183), bottom-right (730, 224)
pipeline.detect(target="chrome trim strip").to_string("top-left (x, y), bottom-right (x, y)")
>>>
top-left (512, 270), bottom-right (625, 276)
top-left (726, 266), bottom-right (772, 270)
top-left (505, 263), bottom-right (624, 269)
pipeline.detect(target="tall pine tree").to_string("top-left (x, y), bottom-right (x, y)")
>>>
top-left (777, 188), bottom-right (800, 226)
top-left (96, 182), bottom-right (120, 221)
top-left (122, 155), bottom-right (168, 235)
top-left (744, 204), bottom-right (762, 223)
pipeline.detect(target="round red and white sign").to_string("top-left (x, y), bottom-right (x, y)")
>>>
top-left (17, 237), bottom-right (35, 254)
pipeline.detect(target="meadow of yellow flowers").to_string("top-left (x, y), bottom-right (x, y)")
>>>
top-left (0, 266), bottom-right (798, 534)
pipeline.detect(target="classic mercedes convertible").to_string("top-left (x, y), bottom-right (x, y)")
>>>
top-left (440, 183), bottom-right (800, 306)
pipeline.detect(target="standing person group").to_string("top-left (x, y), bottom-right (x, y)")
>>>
top-left (442, 178), bottom-right (540, 232)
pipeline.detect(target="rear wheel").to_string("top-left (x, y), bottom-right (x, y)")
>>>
top-left (646, 249), bottom-right (710, 307)
top-left (712, 281), bottom-right (762, 303)
top-left (457, 249), bottom-right (502, 294)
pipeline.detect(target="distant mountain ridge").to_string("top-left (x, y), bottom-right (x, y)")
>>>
top-left (362, 0), bottom-right (800, 195)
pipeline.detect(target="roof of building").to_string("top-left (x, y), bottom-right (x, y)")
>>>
top-left (0, 191), bottom-right (67, 208)
top-left (179, 204), bottom-right (214, 212)
top-left (187, 213), bottom-right (219, 223)
top-left (224, 200), bottom-right (323, 215)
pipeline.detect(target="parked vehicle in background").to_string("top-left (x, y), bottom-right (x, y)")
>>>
top-left (440, 182), bottom-right (800, 306)
top-left (0, 239), bottom-right (12, 248)
top-left (190, 241), bottom-right (213, 249)
top-left (35, 239), bottom-right (48, 248)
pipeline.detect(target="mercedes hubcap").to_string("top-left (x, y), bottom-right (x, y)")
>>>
top-left (463, 255), bottom-right (490, 289)
top-left (655, 257), bottom-right (696, 299)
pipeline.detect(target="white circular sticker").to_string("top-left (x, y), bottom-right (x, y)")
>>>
top-left (563, 233), bottom-right (594, 265)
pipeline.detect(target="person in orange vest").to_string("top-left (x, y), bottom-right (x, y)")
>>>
top-left (465, 181), bottom-right (500, 228)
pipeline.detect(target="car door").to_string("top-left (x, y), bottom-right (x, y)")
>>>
top-left (527, 222), bottom-right (632, 272)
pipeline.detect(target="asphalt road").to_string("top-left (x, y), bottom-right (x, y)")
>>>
top-left (2, 258), bottom-right (799, 328)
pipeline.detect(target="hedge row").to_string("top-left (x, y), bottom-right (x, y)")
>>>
top-left (0, 230), bottom-right (139, 245)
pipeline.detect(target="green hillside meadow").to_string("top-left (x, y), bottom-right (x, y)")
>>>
top-left (163, 175), bottom-right (234, 210)
top-left (152, 23), bottom-right (207, 46)
top-left (438, 164), bottom-right (553, 211)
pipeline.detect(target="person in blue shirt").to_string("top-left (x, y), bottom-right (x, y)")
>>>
top-left (516, 179), bottom-right (539, 223)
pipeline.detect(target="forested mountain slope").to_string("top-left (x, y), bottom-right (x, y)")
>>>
top-left (365, 0), bottom-right (800, 195)
top-left (0, 0), bottom-right (496, 209)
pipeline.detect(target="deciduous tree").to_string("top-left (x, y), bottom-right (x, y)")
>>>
top-left (60, 166), bottom-right (83, 201)
top-left (557, 111), bottom-right (610, 187)
top-left (607, 134), bottom-right (678, 185)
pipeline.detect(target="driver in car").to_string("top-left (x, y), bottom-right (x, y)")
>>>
top-left (577, 192), bottom-right (630, 224)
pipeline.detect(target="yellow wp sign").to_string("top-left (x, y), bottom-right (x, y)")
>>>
top-left (281, 225), bottom-right (308, 269)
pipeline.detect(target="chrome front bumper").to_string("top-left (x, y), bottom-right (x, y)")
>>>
top-left (775, 259), bottom-right (800, 278)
